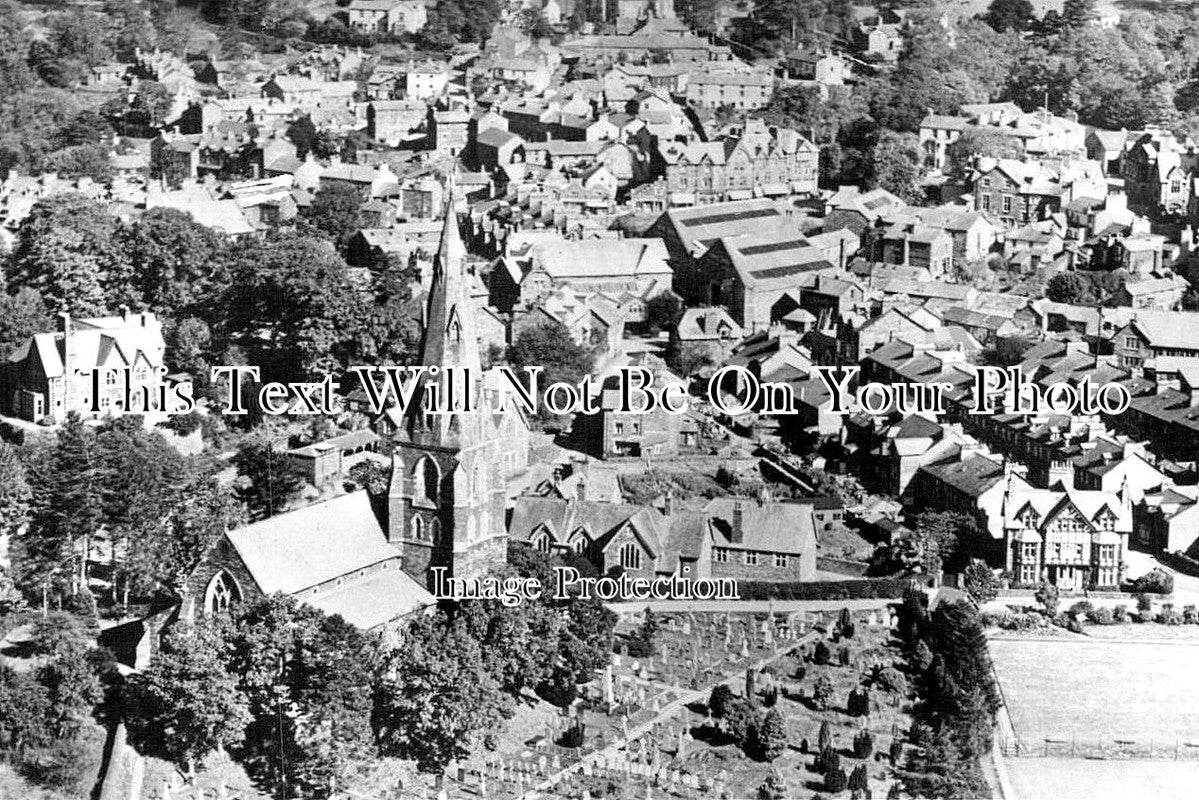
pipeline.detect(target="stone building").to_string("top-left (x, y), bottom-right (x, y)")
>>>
top-left (386, 188), bottom-right (531, 589)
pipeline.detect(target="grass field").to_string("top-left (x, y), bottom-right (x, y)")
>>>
top-left (1005, 758), bottom-right (1199, 800)
top-left (990, 637), bottom-right (1199, 744)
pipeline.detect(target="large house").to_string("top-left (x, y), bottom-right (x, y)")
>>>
top-left (1, 310), bottom-right (190, 424)
top-left (347, 0), bottom-right (428, 34)
top-left (657, 119), bottom-right (818, 204)
top-left (507, 493), bottom-right (817, 582)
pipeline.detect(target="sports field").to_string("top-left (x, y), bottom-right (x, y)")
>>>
top-left (990, 637), bottom-right (1199, 745)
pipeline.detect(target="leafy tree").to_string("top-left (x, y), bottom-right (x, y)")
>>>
top-left (677, 0), bottom-right (720, 34)
top-left (722, 696), bottom-right (759, 746)
top-left (233, 436), bottom-right (303, 519)
top-left (912, 639), bottom-right (933, 672)
top-left (223, 233), bottom-right (367, 381)
top-left (125, 208), bottom-right (229, 317)
top-left (1046, 271), bottom-right (1102, 305)
top-left (0, 3), bottom-right (36, 96)
top-left (757, 708), bottom-right (787, 760)
top-left (39, 145), bottom-right (112, 183)
top-left (226, 595), bottom-right (378, 795)
top-left (305, 182), bottom-right (363, 250)
top-left (756, 771), bottom-right (789, 800)
top-left (852, 729), bottom-right (874, 758)
top-left (645, 291), bottom-right (683, 333)
top-left (1034, 581), bottom-right (1059, 615)
top-left (709, 683), bottom-right (734, 718)
top-left (508, 320), bottom-right (595, 422)
top-left (10, 194), bottom-right (136, 315)
top-left (374, 611), bottom-right (512, 773)
top-left (123, 623), bottom-right (250, 775)
top-left (870, 131), bottom-right (923, 204)
top-left (984, 0), bottom-right (1034, 32)
top-left (0, 663), bottom-right (51, 753)
top-left (944, 127), bottom-right (1022, 178)
top-left (286, 115), bottom-right (318, 159)
top-left (813, 639), bottom-right (831, 665)
top-left (812, 674), bottom-right (834, 710)
top-left (962, 559), bottom-right (1001, 603)
top-left (891, 511), bottom-right (975, 575)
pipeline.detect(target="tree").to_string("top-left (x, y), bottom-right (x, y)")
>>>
top-left (0, 664), bottom-right (52, 752)
top-left (1046, 271), bottom-right (1102, 305)
top-left (870, 131), bottom-right (923, 204)
top-left (812, 674), bottom-right (834, 710)
top-left (286, 115), bottom-right (318, 159)
top-left (305, 182), bottom-right (363, 251)
top-left (912, 639), bottom-right (933, 672)
top-left (644, 292), bottom-right (683, 333)
top-left (756, 771), bottom-right (789, 800)
top-left (984, 0), bottom-right (1034, 32)
top-left (852, 729), bottom-right (874, 758)
top-left (723, 697), bottom-right (759, 746)
top-left (223, 233), bottom-right (367, 381)
top-left (233, 436), bottom-right (303, 519)
top-left (39, 145), bottom-right (112, 183)
top-left (0, 288), bottom-right (53, 361)
top-left (123, 623), bottom-right (250, 775)
top-left (124, 208), bottom-right (228, 317)
top-left (944, 127), bottom-right (1022, 177)
top-left (817, 720), bottom-right (832, 751)
top-left (824, 766), bottom-right (848, 793)
top-left (10, 194), bottom-right (136, 315)
top-left (709, 683), bottom-right (734, 718)
top-left (507, 320), bottom-right (596, 421)
top-left (374, 612), bottom-right (512, 773)
top-left (891, 511), bottom-right (975, 575)
top-left (1035, 581), bottom-right (1059, 615)
top-left (962, 559), bottom-right (1001, 603)
top-left (226, 595), bottom-right (378, 795)
top-left (757, 708), bottom-right (787, 760)
top-left (12, 415), bottom-right (103, 602)
top-left (849, 762), bottom-right (869, 792)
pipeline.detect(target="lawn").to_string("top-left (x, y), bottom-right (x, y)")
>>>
top-left (1005, 758), bottom-right (1199, 800)
top-left (990, 637), bottom-right (1199, 745)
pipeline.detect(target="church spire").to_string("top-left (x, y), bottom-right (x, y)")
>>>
top-left (418, 177), bottom-right (479, 373)
top-left (405, 175), bottom-right (484, 447)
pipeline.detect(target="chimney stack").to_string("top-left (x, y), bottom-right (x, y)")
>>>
top-left (730, 500), bottom-right (744, 544)
top-left (576, 478), bottom-right (587, 502)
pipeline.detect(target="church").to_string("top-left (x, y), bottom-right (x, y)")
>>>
top-left (183, 183), bottom-right (531, 632)
top-left (386, 186), bottom-right (532, 589)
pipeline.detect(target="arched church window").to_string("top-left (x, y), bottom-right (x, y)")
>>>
top-left (414, 457), bottom-right (440, 504)
top-left (619, 543), bottom-right (641, 570)
top-left (430, 518), bottom-right (442, 546)
top-left (204, 570), bottom-right (241, 615)
top-left (534, 530), bottom-right (552, 552)
top-left (411, 516), bottom-right (425, 541)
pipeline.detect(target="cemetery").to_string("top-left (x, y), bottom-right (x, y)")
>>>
top-left (433, 603), bottom-right (911, 799)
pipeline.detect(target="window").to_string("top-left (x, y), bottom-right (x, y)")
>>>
top-left (774, 554), bottom-right (788, 568)
top-left (614, 422), bottom-right (624, 434)
top-left (982, 177), bottom-right (991, 189)
top-left (1021, 542), bottom-right (1037, 561)
top-left (414, 457), bottom-right (440, 504)
top-left (205, 570), bottom-right (241, 615)
top-left (743, 551), bottom-right (759, 566)
top-left (714, 548), bottom-right (728, 563)
top-left (982, 195), bottom-right (991, 211)
top-left (535, 531), bottom-right (552, 552)
top-left (619, 542), bottom-right (641, 570)
top-left (1124, 336), bottom-right (1139, 349)
top-left (411, 516), bottom-right (425, 541)
top-left (1002, 195), bottom-right (1012, 215)
top-left (1019, 563), bottom-right (1037, 585)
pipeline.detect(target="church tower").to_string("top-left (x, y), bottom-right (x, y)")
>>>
top-left (388, 184), bottom-right (525, 590)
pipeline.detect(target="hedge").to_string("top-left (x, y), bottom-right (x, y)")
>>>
top-left (737, 576), bottom-right (914, 601)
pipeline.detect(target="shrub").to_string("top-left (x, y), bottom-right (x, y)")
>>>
top-left (1068, 600), bottom-right (1094, 618)
top-left (1087, 606), bottom-right (1114, 625)
top-left (757, 709), bottom-right (787, 761)
top-left (1184, 605), bottom-right (1198, 624)
top-left (709, 684), bottom-right (734, 719)
top-left (839, 607), bottom-right (856, 639)
top-left (815, 744), bottom-right (841, 773)
top-left (873, 665), bottom-right (907, 695)
top-left (911, 640), bottom-right (933, 672)
top-left (824, 766), bottom-right (848, 793)
top-left (757, 772), bottom-right (789, 800)
top-left (838, 646), bottom-right (851, 666)
top-left (962, 558), bottom-right (1000, 603)
top-left (724, 697), bottom-right (760, 746)
top-left (812, 675), bottom-right (835, 710)
top-left (847, 687), bottom-right (871, 717)
top-left (853, 729), bottom-right (874, 759)
top-left (737, 577), bottom-right (913, 601)
top-left (849, 763), bottom-right (869, 792)
top-left (1113, 604), bottom-right (1129, 623)
top-left (1158, 606), bottom-right (1183, 625)
top-left (889, 739), bottom-right (903, 763)
top-left (818, 720), bottom-right (832, 751)
top-left (1035, 582), bottom-right (1059, 615)
top-left (1128, 568), bottom-right (1173, 595)
top-left (1135, 592), bottom-right (1153, 613)
top-left (814, 640), bottom-right (832, 665)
